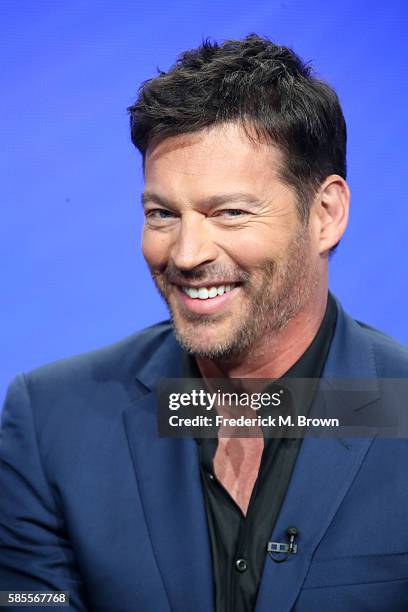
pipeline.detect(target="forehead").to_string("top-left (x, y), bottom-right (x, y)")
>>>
top-left (144, 123), bottom-right (285, 198)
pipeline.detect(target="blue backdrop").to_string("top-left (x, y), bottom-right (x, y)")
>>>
top-left (1, 0), bottom-right (407, 406)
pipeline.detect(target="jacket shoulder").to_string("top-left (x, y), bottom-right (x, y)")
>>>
top-left (355, 320), bottom-right (408, 376)
top-left (25, 320), bottom-right (175, 389)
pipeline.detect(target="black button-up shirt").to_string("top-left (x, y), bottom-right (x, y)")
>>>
top-left (182, 293), bottom-right (337, 612)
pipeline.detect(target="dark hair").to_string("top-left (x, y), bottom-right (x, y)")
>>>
top-left (128, 34), bottom-right (347, 221)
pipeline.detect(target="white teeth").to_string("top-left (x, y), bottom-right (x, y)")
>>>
top-left (198, 288), bottom-right (209, 299)
top-left (182, 283), bottom-right (236, 300)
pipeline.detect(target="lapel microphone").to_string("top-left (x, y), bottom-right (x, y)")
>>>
top-left (267, 527), bottom-right (299, 563)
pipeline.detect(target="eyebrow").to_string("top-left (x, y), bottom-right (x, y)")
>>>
top-left (141, 191), bottom-right (262, 209)
top-left (141, 192), bottom-right (173, 208)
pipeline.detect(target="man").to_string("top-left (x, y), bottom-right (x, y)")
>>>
top-left (1, 34), bottom-right (407, 611)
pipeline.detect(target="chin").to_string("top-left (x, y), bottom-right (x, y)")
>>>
top-left (172, 319), bottom-right (234, 358)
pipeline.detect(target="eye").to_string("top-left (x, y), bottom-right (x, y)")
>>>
top-left (217, 209), bottom-right (246, 217)
top-left (145, 208), bottom-right (177, 220)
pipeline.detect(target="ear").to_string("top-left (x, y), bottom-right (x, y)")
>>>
top-left (311, 175), bottom-right (350, 255)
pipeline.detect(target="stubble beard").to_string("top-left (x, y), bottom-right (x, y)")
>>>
top-left (149, 226), bottom-right (318, 361)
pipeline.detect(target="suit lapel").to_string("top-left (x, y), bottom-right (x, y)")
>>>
top-left (255, 435), bottom-right (375, 612)
top-left (255, 299), bottom-right (380, 612)
top-left (123, 334), bottom-right (214, 612)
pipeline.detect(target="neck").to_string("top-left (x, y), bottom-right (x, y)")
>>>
top-left (195, 287), bottom-right (328, 380)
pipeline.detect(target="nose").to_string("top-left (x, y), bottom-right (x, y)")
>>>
top-left (170, 212), bottom-right (218, 271)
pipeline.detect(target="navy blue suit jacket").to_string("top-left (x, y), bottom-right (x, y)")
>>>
top-left (1, 297), bottom-right (408, 611)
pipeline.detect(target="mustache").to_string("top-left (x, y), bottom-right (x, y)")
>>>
top-left (158, 262), bottom-right (250, 285)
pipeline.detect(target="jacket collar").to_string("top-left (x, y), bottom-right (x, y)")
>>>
top-left (135, 294), bottom-right (380, 387)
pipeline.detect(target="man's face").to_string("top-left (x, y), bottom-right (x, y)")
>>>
top-left (142, 123), bottom-right (320, 360)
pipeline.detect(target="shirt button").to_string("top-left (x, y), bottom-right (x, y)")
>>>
top-left (235, 558), bottom-right (248, 573)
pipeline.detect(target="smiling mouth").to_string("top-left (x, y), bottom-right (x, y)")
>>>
top-left (179, 283), bottom-right (239, 300)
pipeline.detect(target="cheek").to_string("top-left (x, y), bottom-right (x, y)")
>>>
top-left (142, 230), bottom-right (171, 268)
top-left (222, 232), bottom-right (286, 269)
